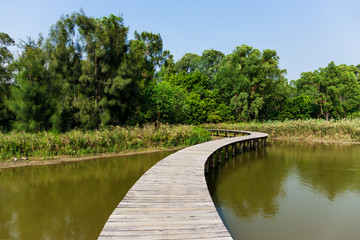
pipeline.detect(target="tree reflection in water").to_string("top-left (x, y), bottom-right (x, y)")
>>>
top-left (207, 141), bottom-right (360, 240)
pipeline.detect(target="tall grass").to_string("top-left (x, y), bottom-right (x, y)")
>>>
top-left (0, 124), bottom-right (211, 161)
top-left (203, 119), bottom-right (360, 142)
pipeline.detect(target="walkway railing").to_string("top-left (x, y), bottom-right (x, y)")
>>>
top-left (98, 129), bottom-right (268, 239)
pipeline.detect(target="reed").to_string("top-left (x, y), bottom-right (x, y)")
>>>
top-left (203, 119), bottom-right (360, 142)
top-left (0, 124), bottom-right (211, 161)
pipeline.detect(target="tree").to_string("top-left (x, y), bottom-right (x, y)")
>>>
top-left (75, 12), bottom-right (129, 128)
top-left (214, 44), bottom-right (288, 121)
top-left (198, 49), bottom-right (224, 89)
top-left (134, 31), bottom-right (170, 76)
top-left (0, 32), bottom-right (15, 130)
top-left (163, 71), bottom-right (209, 93)
top-left (295, 62), bottom-right (360, 120)
top-left (141, 81), bottom-right (189, 126)
top-left (278, 94), bottom-right (314, 120)
top-left (175, 53), bottom-right (200, 73)
top-left (6, 37), bottom-right (54, 131)
top-left (185, 90), bottom-right (234, 124)
top-left (0, 33), bottom-right (14, 83)
top-left (46, 14), bottom-right (82, 131)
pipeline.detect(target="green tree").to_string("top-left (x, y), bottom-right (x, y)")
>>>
top-left (0, 32), bottom-right (15, 130)
top-left (278, 94), bottom-right (314, 120)
top-left (215, 44), bottom-right (288, 121)
top-left (186, 90), bottom-right (234, 124)
top-left (142, 81), bottom-right (189, 126)
top-left (76, 12), bottom-right (129, 128)
top-left (295, 62), bottom-right (360, 120)
top-left (6, 37), bottom-right (54, 131)
top-left (46, 14), bottom-right (82, 131)
top-left (163, 71), bottom-right (209, 93)
top-left (134, 31), bottom-right (170, 77)
top-left (198, 49), bottom-right (224, 89)
top-left (175, 53), bottom-right (200, 73)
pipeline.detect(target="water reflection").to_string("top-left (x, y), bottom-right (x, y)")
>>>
top-left (208, 148), bottom-right (289, 219)
top-left (207, 141), bottom-right (360, 240)
top-left (0, 151), bottom-right (173, 240)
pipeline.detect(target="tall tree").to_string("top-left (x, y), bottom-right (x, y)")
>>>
top-left (6, 37), bottom-right (54, 131)
top-left (175, 53), bottom-right (200, 73)
top-left (0, 33), bottom-right (15, 130)
top-left (46, 14), bottom-right (82, 131)
top-left (214, 44), bottom-right (288, 121)
top-left (163, 71), bottom-right (209, 93)
top-left (295, 62), bottom-right (360, 120)
top-left (134, 31), bottom-right (170, 77)
top-left (127, 31), bottom-right (171, 124)
top-left (198, 49), bottom-right (224, 89)
top-left (76, 12), bottom-right (128, 128)
top-left (141, 81), bottom-right (188, 126)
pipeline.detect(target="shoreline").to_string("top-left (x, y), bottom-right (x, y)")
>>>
top-left (0, 147), bottom-right (183, 170)
top-left (270, 137), bottom-right (360, 144)
top-left (1, 137), bottom-right (360, 169)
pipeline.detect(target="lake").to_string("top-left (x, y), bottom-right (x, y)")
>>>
top-left (206, 141), bottom-right (360, 240)
top-left (2, 141), bottom-right (360, 240)
top-left (0, 151), bottom-right (173, 240)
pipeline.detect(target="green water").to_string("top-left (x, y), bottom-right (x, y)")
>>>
top-left (0, 151), bottom-right (173, 240)
top-left (207, 141), bottom-right (360, 240)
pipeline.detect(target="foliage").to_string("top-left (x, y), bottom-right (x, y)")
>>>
top-left (204, 119), bottom-right (360, 142)
top-left (4, 12), bottom-right (169, 131)
top-left (198, 49), bottom-right (224, 89)
top-left (141, 81), bottom-right (189, 125)
top-left (0, 32), bottom-right (15, 131)
top-left (0, 124), bottom-right (211, 160)
top-left (175, 53), bottom-right (200, 73)
top-left (277, 94), bottom-right (314, 120)
top-left (214, 44), bottom-right (289, 121)
top-left (186, 90), bottom-right (234, 124)
top-left (295, 62), bottom-right (360, 120)
top-left (163, 71), bottom-right (209, 93)
top-left (0, 32), bottom-right (15, 82)
top-left (1, 12), bottom-right (360, 136)
top-left (6, 37), bottom-right (55, 132)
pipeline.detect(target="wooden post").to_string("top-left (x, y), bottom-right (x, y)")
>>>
top-left (205, 160), bottom-right (209, 173)
top-left (239, 142), bottom-right (242, 154)
top-left (255, 139), bottom-right (258, 150)
top-left (225, 146), bottom-right (229, 160)
top-left (210, 154), bottom-right (215, 168)
top-left (247, 141), bottom-right (250, 152)
top-left (264, 138), bottom-right (267, 147)
top-left (232, 143), bottom-right (236, 156)
top-left (217, 150), bottom-right (221, 164)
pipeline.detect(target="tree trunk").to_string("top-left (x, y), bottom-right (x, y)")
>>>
top-left (94, 54), bottom-right (98, 111)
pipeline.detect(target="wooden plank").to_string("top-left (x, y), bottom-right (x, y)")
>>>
top-left (98, 130), bottom-right (268, 239)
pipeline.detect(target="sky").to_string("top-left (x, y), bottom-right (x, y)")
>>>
top-left (1, 0), bottom-right (360, 81)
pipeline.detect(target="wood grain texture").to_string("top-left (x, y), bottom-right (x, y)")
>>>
top-left (98, 130), bottom-right (268, 240)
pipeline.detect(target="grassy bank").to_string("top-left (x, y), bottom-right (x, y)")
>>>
top-left (0, 124), bottom-right (211, 161)
top-left (2, 119), bottom-right (360, 162)
top-left (203, 119), bottom-right (360, 142)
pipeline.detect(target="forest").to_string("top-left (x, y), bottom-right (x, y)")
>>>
top-left (1, 12), bottom-right (360, 133)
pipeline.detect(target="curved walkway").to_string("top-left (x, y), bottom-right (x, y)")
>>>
top-left (98, 130), bottom-right (268, 240)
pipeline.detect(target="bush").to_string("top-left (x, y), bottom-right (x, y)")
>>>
top-left (203, 119), bottom-right (360, 141)
top-left (0, 124), bottom-right (211, 161)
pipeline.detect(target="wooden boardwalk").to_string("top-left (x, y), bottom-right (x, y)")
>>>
top-left (98, 130), bottom-right (268, 240)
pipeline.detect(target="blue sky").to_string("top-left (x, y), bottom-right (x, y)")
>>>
top-left (1, 0), bottom-right (360, 80)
